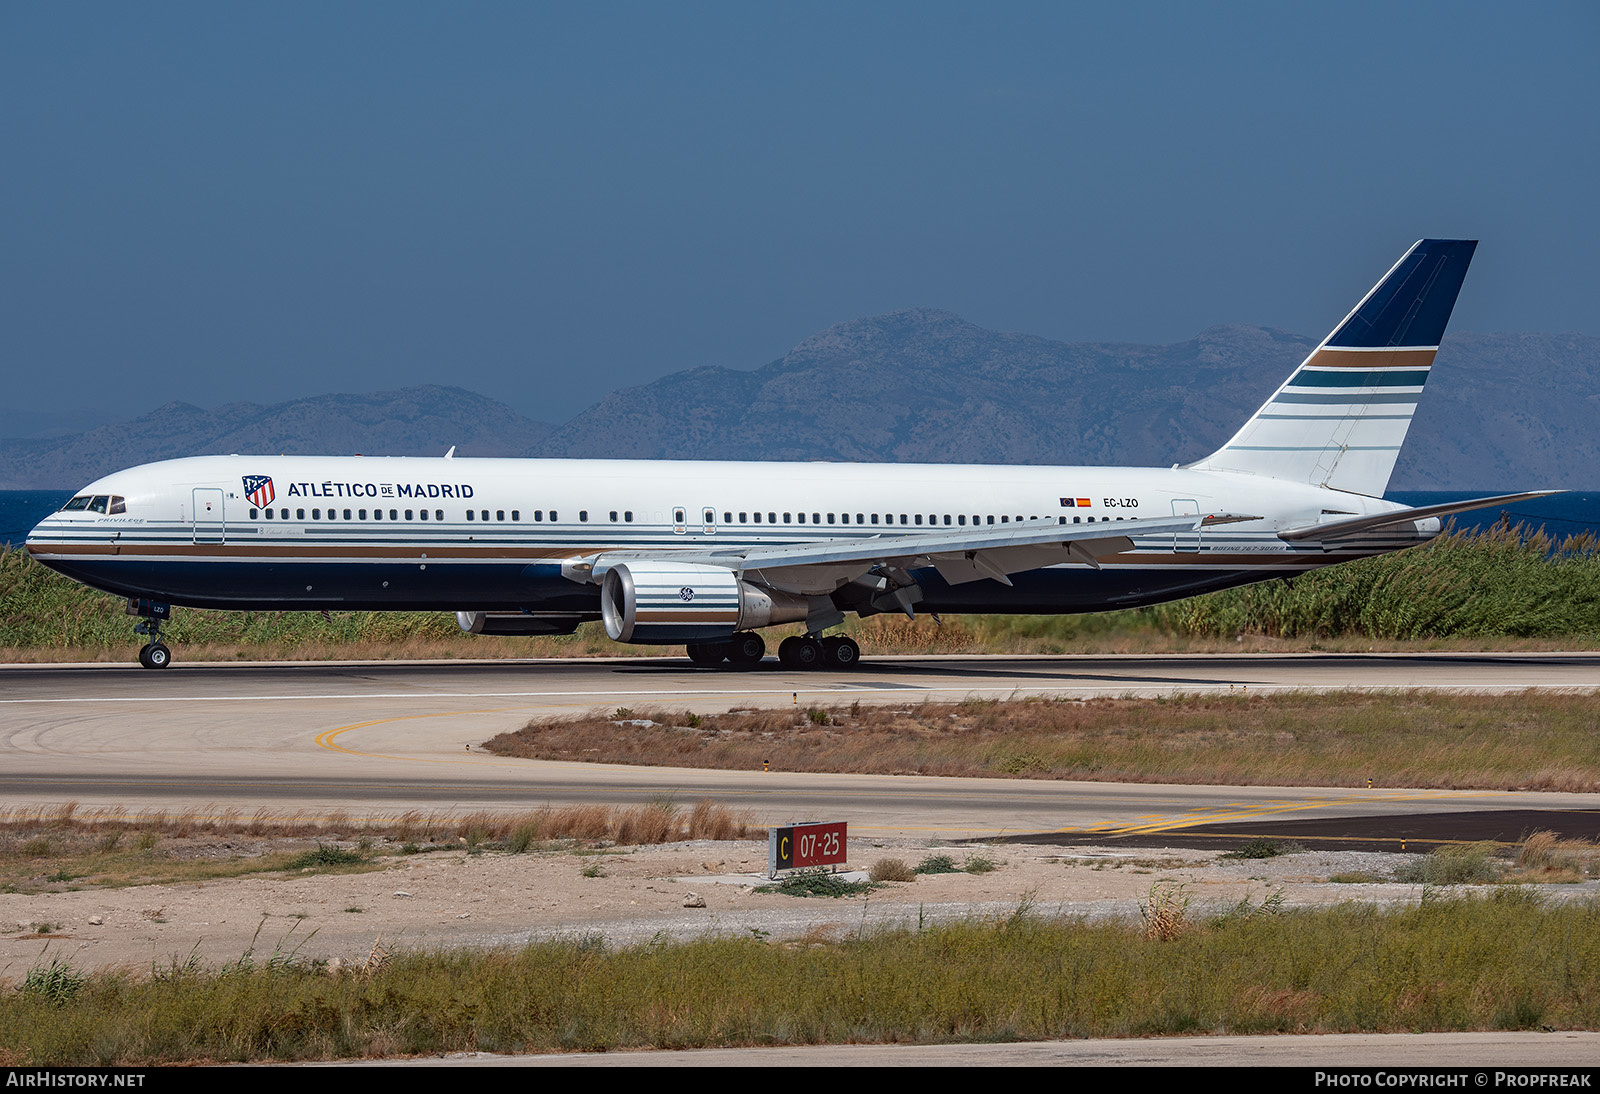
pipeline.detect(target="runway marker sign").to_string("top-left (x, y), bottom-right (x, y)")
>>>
top-left (768, 821), bottom-right (847, 877)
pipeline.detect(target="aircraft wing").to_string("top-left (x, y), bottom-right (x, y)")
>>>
top-left (566, 512), bottom-right (1255, 596)
top-left (1276, 491), bottom-right (1564, 542)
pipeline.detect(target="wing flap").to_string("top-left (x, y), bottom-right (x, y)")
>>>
top-left (564, 512), bottom-right (1254, 592)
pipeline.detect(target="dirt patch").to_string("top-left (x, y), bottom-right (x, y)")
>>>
top-left (6, 836), bottom-right (1589, 981)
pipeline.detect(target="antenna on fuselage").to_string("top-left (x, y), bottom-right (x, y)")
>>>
top-left (444, 446), bottom-right (456, 459)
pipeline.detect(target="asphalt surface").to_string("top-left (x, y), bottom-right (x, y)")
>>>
top-left (1, 652), bottom-right (1596, 841)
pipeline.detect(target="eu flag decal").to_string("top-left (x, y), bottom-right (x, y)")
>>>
top-left (243, 475), bottom-right (275, 507)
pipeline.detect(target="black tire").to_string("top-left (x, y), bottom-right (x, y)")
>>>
top-left (779, 635), bottom-right (823, 669)
top-left (137, 645), bottom-right (152, 669)
top-left (726, 632), bottom-right (765, 664)
top-left (686, 642), bottom-right (727, 666)
top-left (143, 643), bottom-right (171, 670)
top-left (822, 636), bottom-right (860, 669)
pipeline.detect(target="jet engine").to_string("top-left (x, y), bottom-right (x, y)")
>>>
top-left (599, 561), bottom-right (807, 644)
top-left (455, 611), bottom-right (588, 636)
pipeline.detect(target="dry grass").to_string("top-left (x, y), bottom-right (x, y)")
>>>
top-left (5, 890), bottom-right (1600, 1063)
top-left (0, 800), bottom-right (755, 893)
top-left (869, 857), bottom-right (916, 883)
top-left (1513, 830), bottom-right (1600, 883)
top-left (484, 691), bottom-right (1600, 792)
top-left (1139, 882), bottom-right (1192, 941)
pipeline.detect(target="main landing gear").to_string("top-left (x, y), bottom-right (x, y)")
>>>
top-left (127, 599), bottom-right (173, 670)
top-left (685, 632), bottom-right (860, 670)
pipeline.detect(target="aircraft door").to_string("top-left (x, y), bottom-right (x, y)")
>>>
top-left (192, 488), bottom-right (226, 545)
top-left (702, 507), bottom-right (716, 535)
top-left (673, 507), bottom-right (688, 535)
top-left (1171, 498), bottom-right (1199, 553)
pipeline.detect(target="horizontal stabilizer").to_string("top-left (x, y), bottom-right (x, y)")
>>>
top-left (1277, 491), bottom-right (1564, 541)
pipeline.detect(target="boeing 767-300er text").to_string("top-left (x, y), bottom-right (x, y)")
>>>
top-left (28, 239), bottom-right (1555, 669)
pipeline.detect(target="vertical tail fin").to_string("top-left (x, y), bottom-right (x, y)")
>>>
top-left (1190, 238), bottom-right (1477, 497)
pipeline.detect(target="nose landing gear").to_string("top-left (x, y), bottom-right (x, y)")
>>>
top-left (127, 599), bottom-right (173, 669)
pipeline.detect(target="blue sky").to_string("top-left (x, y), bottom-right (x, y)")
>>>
top-left (3, 2), bottom-right (1596, 426)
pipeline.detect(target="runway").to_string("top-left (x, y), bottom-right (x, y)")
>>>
top-left (1, 652), bottom-right (1596, 838)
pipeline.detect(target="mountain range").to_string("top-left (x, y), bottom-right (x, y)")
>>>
top-left (4, 310), bottom-right (1595, 490)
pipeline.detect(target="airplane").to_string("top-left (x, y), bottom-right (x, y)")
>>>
top-left (26, 238), bottom-right (1555, 670)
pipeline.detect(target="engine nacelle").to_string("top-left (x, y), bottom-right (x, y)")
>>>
top-left (455, 611), bottom-right (588, 636)
top-left (600, 562), bottom-right (808, 644)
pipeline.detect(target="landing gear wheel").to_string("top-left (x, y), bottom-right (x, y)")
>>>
top-left (726, 632), bottom-right (766, 664)
top-left (686, 642), bottom-right (727, 666)
top-left (779, 635), bottom-right (824, 669)
top-left (139, 643), bottom-right (172, 670)
top-left (822, 636), bottom-right (860, 669)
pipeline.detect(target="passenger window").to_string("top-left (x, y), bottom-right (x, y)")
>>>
top-left (435, 510), bottom-right (443, 521)
top-left (724, 512), bottom-right (733, 523)
top-left (871, 514), bottom-right (879, 524)
top-left (359, 509), bottom-right (367, 520)
top-left (609, 511), bottom-right (618, 522)
top-left (900, 515), bottom-right (908, 525)
top-left (796, 513), bottom-right (803, 523)
top-left (753, 512), bottom-right (761, 523)
top-left (299, 509), bottom-right (307, 520)
top-left (511, 510), bottom-right (519, 521)
top-left (768, 512), bottom-right (776, 523)
top-left (467, 510), bottom-right (476, 521)
top-left (828, 513), bottom-right (835, 524)
top-left (784, 513), bottom-right (792, 524)
top-left (914, 515), bottom-right (922, 525)
top-left (534, 511), bottom-right (542, 521)
top-left (958, 515), bottom-right (966, 525)
top-left (550, 510), bottom-right (558, 521)
top-left (344, 509), bottom-right (353, 520)
top-left (250, 508), bottom-right (259, 519)
top-left (625, 511), bottom-right (633, 522)
top-left (405, 509), bottom-right (413, 520)
top-left (497, 510), bottom-right (505, 521)
top-left (420, 510), bottom-right (429, 521)
top-left (388, 509), bottom-right (396, 520)
top-left (579, 511), bottom-right (588, 522)
top-left (739, 512), bottom-right (747, 523)
top-left (987, 516), bottom-right (995, 525)
top-left (857, 514), bottom-right (864, 524)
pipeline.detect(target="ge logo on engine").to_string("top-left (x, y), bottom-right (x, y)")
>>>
top-left (680, 587), bottom-right (694, 601)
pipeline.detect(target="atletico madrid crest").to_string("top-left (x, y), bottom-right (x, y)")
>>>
top-left (242, 475), bottom-right (275, 507)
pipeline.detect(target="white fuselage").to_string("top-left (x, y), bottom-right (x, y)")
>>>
top-left (26, 454), bottom-right (1433, 620)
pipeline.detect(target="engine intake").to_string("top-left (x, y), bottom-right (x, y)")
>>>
top-left (600, 562), bottom-right (807, 644)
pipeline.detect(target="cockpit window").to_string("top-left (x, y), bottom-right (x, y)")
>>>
top-left (58, 494), bottom-right (126, 514)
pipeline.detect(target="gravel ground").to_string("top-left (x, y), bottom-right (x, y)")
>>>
top-left (3, 838), bottom-right (1594, 979)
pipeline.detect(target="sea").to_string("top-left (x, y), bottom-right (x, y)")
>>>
top-left (3, 487), bottom-right (1598, 548)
